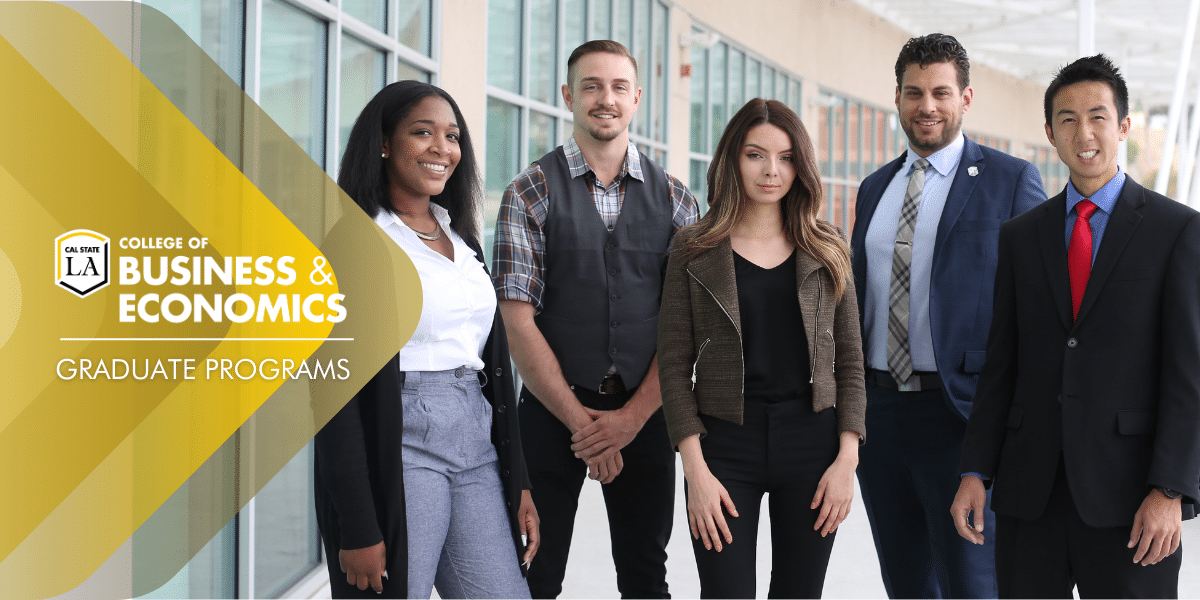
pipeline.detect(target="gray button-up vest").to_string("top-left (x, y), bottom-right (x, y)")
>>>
top-left (533, 146), bottom-right (673, 391)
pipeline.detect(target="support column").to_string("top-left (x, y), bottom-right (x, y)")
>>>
top-left (1155, 0), bottom-right (1200, 194)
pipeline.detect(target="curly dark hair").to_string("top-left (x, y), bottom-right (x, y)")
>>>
top-left (894, 33), bottom-right (970, 91)
top-left (1043, 54), bottom-right (1129, 126)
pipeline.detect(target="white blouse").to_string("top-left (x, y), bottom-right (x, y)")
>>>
top-left (374, 204), bottom-right (496, 371)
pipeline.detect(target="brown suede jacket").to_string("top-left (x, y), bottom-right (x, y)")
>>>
top-left (657, 234), bottom-right (867, 449)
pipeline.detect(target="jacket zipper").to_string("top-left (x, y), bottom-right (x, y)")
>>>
top-left (688, 270), bottom-right (744, 393)
top-left (691, 337), bottom-right (711, 390)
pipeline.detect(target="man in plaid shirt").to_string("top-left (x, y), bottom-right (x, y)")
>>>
top-left (491, 40), bottom-right (697, 599)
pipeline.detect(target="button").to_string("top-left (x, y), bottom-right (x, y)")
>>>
top-left (501, 439), bottom-right (510, 447)
top-left (610, 320), bottom-right (618, 328)
top-left (1067, 338), bottom-right (1078, 348)
top-left (606, 242), bottom-right (616, 250)
top-left (610, 294), bottom-right (619, 301)
top-left (503, 469), bottom-right (511, 477)
top-left (494, 367), bottom-right (503, 377)
top-left (498, 404), bottom-right (506, 414)
top-left (610, 348), bottom-right (618, 355)
top-left (608, 268), bottom-right (617, 276)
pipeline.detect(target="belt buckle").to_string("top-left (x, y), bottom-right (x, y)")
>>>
top-left (454, 366), bottom-right (467, 378)
top-left (897, 377), bottom-right (922, 392)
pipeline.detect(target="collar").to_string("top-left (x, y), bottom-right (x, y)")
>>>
top-left (904, 132), bottom-right (965, 178)
top-left (1066, 168), bottom-right (1125, 217)
top-left (564, 135), bottom-right (644, 183)
top-left (373, 202), bottom-right (452, 231)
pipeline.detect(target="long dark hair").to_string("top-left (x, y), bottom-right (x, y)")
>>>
top-left (679, 98), bottom-right (851, 299)
top-left (338, 80), bottom-right (483, 248)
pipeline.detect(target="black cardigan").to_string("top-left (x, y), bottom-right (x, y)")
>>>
top-left (313, 235), bottom-right (529, 597)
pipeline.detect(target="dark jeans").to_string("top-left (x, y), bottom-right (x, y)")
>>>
top-left (689, 397), bottom-right (840, 599)
top-left (995, 459), bottom-right (1182, 599)
top-left (856, 381), bottom-right (998, 599)
top-left (518, 385), bottom-right (675, 599)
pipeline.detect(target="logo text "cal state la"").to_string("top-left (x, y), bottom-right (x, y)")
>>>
top-left (55, 229), bottom-right (110, 298)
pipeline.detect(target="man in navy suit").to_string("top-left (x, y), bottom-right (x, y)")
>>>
top-left (952, 54), bottom-right (1200, 598)
top-left (851, 33), bottom-right (1045, 598)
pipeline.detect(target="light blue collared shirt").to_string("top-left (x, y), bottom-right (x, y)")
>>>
top-left (864, 133), bottom-right (966, 372)
top-left (1065, 168), bottom-right (1125, 264)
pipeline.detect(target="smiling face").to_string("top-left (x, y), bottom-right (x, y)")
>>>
top-left (896, 61), bottom-right (973, 157)
top-left (382, 95), bottom-right (460, 205)
top-left (562, 51), bottom-right (641, 144)
top-left (1045, 80), bottom-right (1130, 197)
top-left (738, 123), bottom-right (796, 208)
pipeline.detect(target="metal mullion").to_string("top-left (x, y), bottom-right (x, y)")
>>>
top-left (689, 151), bottom-right (712, 162)
top-left (279, 0), bottom-right (339, 22)
top-left (430, 0), bottom-right (442, 81)
top-left (557, 0), bottom-right (567, 107)
top-left (341, 14), bottom-right (399, 52)
top-left (327, 7), bottom-right (341, 174)
top-left (521, 0), bottom-right (531, 99)
top-left (520, 105), bottom-right (531, 169)
top-left (386, 0), bottom-right (400, 81)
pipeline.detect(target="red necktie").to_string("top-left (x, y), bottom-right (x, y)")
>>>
top-left (1069, 199), bottom-right (1097, 321)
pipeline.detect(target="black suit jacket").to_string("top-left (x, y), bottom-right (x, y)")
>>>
top-left (959, 177), bottom-right (1200, 528)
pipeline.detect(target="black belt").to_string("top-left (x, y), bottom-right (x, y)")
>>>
top-left (868, 369), bottom-right (941, 392)
top-left (597, 373), bottom-right (626, 395)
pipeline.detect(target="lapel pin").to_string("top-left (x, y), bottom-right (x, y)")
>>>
top-left (967, 166), bottom-right (979, 177)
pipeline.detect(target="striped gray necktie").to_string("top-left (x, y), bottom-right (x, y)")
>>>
top-left (887, 158), bottom-right (930, 386)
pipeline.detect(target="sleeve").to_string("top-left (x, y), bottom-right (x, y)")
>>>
top-left (657, 244), bottom-right (706, 449)
top-left (666, 172), bottom-right (700, 233)
top-left (491, 165), bottom-right (548, 309)
top-left (958, 221), bottom-right (1021, 482)
top-left (833, 271), bottom-right (868, 444)
top-left (314, 372), bottom-right (386, 551)
top-left (1148, 212), bottom-right (1200, 504)
top-left (1012, 161), bottom-right (1047, 217)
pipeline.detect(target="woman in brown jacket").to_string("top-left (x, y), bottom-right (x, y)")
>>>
top-left (658, 98), bottom-right (867, 599)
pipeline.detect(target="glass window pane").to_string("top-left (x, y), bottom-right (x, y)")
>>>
top-left (486, 98), bottom-right (522, 262)
top-left (652, 0), bottom-right (668, 142)
top-left (340, 35), bottom-right (386, 163)
top-left (632, 0), bottom-right (649, 138)
top-left (397, 0), bottom-right (431, 55)
top-left (591, 0), bottom-right (612, 39)
top-left (614, 0), bottom-right (633, 49)
top-left (762, 66), bottom-right (775, 99)
top-left (397, 60), bottom-right (430, 83)
top-left (728, 48), bottom-right (744, 114)
top-left (528, 111), bottom-right (556, 165)
top-left (254, 442), bottom-right (320, 598)
top-left (689, 43), bottom-right (707, 154)
top-left (260, 0), bottom-right (327, 166)
top-left (487, 0), bottom-right (521, 93)
top-left (710, 43), bottom-right (726, 152)
top-left (789, 79), bottom-right (802, 120)
top-left (746, 58), bottom-right (760, 101)
top-left (343, 0), bottom-right (386, 32)
top-left (530, 0), bottom-right (558, 105)
top-left (565, 0), bottom-right (586, 57)
top-left (776, 72), bottom-right (787, 104)
top-left (690, 159), bottom-right (709, 214)
top-left (142, 0), bottom-right (244, 86)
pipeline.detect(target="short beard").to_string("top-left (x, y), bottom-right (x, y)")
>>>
top-left (584, 122), bottom-right (622, 142)
top-left (902, 117), bottom-right (961, 155)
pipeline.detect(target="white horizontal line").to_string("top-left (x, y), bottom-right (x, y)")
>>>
top-left (60, 338), bottom-right (354, 342)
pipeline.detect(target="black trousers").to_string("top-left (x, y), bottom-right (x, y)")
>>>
top-left (995, 459), bottom-right (1182, 599)
top-left (518, 385), bottom-right (675, 599)
top-left (689, 396), bottom-right (840, 599)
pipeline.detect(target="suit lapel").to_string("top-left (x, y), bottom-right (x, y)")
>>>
top-left (1037, 192), bottom-right (1074, 329)
top-left (686, 238), bottom-right (742, 333)
top-left (1074, 179), bottom-right (1144, 325)
top-left (933, 138), bottom-right (984, 262)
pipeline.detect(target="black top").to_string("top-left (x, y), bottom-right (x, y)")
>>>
top-left (733, 249), bottom-right (812, 402)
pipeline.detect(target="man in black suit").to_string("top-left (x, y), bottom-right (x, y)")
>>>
top-left (952, 54), bottom-right (1200, 598)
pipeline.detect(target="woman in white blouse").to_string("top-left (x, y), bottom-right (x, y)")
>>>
top-left (314, 81), bottom-right (538, 599)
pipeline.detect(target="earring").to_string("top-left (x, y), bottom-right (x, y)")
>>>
top-left (381, 152), bottom-right (387, 158)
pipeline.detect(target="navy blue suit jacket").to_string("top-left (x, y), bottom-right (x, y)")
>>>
top-left (851, 136), bottom-right (1045, 420)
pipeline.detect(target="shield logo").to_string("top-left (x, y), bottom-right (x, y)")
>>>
top-left (55, 230), bottom-right (110, 298)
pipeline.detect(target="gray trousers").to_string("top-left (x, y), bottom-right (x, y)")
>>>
top-left (402, 368), bottom-right (530, 599)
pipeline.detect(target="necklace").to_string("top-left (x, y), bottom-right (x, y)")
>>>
top-left (400, 207), bottom-right (442, 241)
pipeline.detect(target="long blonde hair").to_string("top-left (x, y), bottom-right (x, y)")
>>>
top-left (678, 98), bottom-right (852, 299)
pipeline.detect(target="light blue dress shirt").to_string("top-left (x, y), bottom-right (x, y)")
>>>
top-left (1065, 168), bottom-right (1125, 263)
top-left (863, 133), bottom-right (965, 372)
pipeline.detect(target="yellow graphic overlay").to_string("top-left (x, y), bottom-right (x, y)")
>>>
top-left (0, 2), bottom-right (421, 597)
